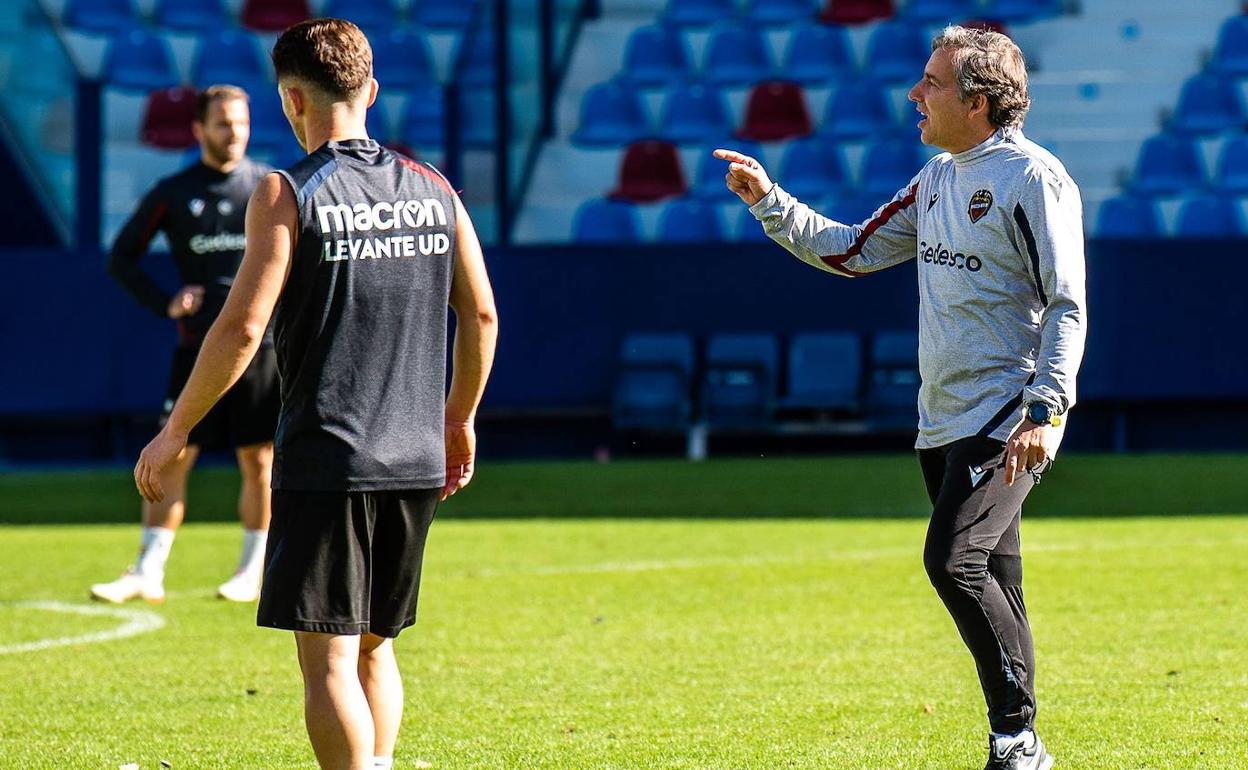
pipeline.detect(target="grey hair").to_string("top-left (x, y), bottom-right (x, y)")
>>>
top-left (932, 25), bottom-right (1031, 129)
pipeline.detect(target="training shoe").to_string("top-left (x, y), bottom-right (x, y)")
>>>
top-left (90, 570), bottom-right (165, 604)
top-left (216, 571), bottom-right (260, 602)
top-left (984, 730), bottom-right (1054, 770)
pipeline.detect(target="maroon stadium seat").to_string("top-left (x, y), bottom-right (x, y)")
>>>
top-left (820, 0), bottom-right (894, 25)
top-left (140, 86), bottom-right (198, 149)
top-left (240, 0), bottom-right (310, 32)
top-left (962, 18), bottom-right (1010, 35)
top-left (738, 81), bottom-right (813, 142)
top-left (609, 140), bottom-right (687, 203)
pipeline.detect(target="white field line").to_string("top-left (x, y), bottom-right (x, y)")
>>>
top-left (0, 601), bottom-right (166, 656)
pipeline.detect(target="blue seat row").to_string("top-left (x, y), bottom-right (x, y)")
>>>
top-left (658, 0), bottom-right (1061, 28)
top-left (1096, 195), bottom-right (1247, 239)
top-left (64, 0), bottom-right (472, 34)
top-left (1131, 133), bottom-right (1248, 196)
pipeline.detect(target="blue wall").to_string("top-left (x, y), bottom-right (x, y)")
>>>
top-left (1, 240), bottom-right (1245, 416)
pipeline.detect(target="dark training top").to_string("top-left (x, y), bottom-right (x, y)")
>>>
top-left (108, 157), bottom-right (273, 348)
top-left (272, 139), bottom-right (457, 492)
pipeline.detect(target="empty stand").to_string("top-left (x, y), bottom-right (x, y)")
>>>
top-left (609, 140), bottom-right (687, 203)
top-left (401, 82), bottom-right (446, 147)
top-left (659, 82), bottom-right (731, 144)
top-left (703, 25), bottom-right (775, 86)
top-left (781, 331), bottom-right (863, 413)
top-left (783, 25), bottom-right (855, 85)
top-left (701, 333), bottom-right (779, 427)
top-left (193, 29), bottom-right (267, 86)
top-left (859, 139), bottom-right (923, 199)
top-left (1131, 134), bottom-right (1206, 196)
top-left (1095, 196), bottom-right (1163, 239)
top-left (738, 81), bottom-right (812, 142)
top-left (981, 0), bottom-right (1062, 23)
top-left (572, 81), bottom-right (650, 147)
top-left (103, 29), bottom-right (179, 92)
top-left (903, 0), bottom-right (977, 24)
top-left (573, 199), bottom-right (643, 242)
top-left (155, 0), bottom-right (228, 32)
top-left (663, 0), bottom-right (739, 27)
top-left (139, 86), bottom-right (198, 149)
top-left (412, 0), bottom-right (477, 30)
top-left (323, 0), bottom-right (399, 32)
top-left (1211, 15), bottom-right (1248, 76)
top-left (372, 29), bottom-right (437, 90)
top-left (1176, 196), bottom-right (1244, 238)
top-left (743, 0), bottom-right (818, 27)
top-left (1168, 74), bottom-right (1247, 135)
top-left (820, 0), bottom-right (894, 25)
top-left (693, 138), bottom-right (763, 200)
top-left (621, 24), bottom-right (692, 86)
top-left (64, 0), bottom-right (137, 34)
top-left (868, 331), bottom-right (920, 426)
top-left (1214, 135), bottom-right (1248, 194)
top-left (240, 0), bottom-right (310, 32)
top-left (821, 81), bottom-right (896, 139)
top-left (658, 198), bottom-right (727, 242)
top-left (612, 333), bottom-right (696, 431)
top-left (864, 22), bottom-right (930, 84)
top-left (779, 138), bottom-right (851, 200)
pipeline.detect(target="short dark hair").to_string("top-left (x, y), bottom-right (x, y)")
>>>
top-left (271, 18), bottom-right (373, 99)
top-left (195, 84), bottom-right (249, 123)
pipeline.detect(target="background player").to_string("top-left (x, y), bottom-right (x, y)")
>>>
top-left (94, 85), bottom-right (277, 604)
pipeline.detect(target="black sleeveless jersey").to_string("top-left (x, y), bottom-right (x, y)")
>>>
top-left (272, 139), bottom-right (457, 491)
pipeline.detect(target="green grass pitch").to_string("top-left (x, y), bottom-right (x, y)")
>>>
top-left (1, 455), bottom-right (1246, 769)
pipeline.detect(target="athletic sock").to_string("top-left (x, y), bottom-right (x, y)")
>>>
top-left (136, 527), bottom-right (175, 582)
top-left (372, 758), bottom-right (393, 769)
top-left (991, 728), bottom-right (1035, 750)
top-left (236, 529), bottom-right (268, 576)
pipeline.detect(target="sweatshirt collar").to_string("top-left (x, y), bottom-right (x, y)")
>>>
top-left (951, 128), bottom-right (1018, 167)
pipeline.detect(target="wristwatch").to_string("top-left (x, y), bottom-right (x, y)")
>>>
top-left (1025, 401), bottom-right (1063, 427)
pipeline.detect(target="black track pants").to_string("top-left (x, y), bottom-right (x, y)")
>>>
top-left (918, 435), bottom-right (1040, 734)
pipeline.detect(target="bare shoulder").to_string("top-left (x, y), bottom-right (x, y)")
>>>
top-left (248, 172), bottom-right (299, 220)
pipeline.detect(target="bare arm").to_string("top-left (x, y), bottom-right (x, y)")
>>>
top-left (442, 195), bottom-right (498, 500)
top-left (135, 173), bottom-right (297, 502)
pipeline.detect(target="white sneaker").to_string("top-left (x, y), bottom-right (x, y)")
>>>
top-left (216, 571), bottom-right (260, 602)
top-left (90, 570), bottom-right (165, 604)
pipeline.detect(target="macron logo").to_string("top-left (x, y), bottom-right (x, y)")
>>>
top-left (969, 465), bottom-right (988, 488)
top-left (316, 199), bottom-right (448, 235)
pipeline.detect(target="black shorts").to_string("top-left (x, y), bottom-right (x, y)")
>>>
top-left (257, 488), bottom-right (441, 638)
top-left (162, 344), bottom-right (279, 449)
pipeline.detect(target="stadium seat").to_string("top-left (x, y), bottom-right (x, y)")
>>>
top-left (193, 29), bottom-right (267, 86)
top-left (859, 139), bottom-right (923, 199)
top-left (959, 18), bottom-right (1009, 35)
top-left (1168, 74), bottom-right (1246, 136)
top-left (1175, 196), bottom-right (1244, 238)
top-left (240, 81), bottom-right (292, 153)
top-left (820, 0), bottom-right (894, 25)
top-left (103, 29), bottom-right (179, 92)
top-left (457, 28), bottom-right (497, 87)
top-left (64, 0), bottom-right (137, 34)
top-left (783, 25), bottom-right (855, 85)
top-left (412, 0), bottom-right (477, 30)
top-left (781, 331), bottom-right (863, 413)
top-left (821, 81), bottom-right (896, 138)
top-left (139, 86), bottom-right (198, 149)
top-left (742, 0), bottom-right (817, 26)
top-left (323, 0), bottom-right (398, 32)
top-left (738, 81), bottom-right (812, 142)
top-left (1211, 16), bottom-right (1248, 76)
top-left (1130, 134), bottom-right (1205, 196)
top-left (868, 331), bottom-right (920, 425)
top-left (703, 25), bottom-right (775, 86)
top-left (736, 206), bottom-right (773, 241)
top-left (401, 82), bottom-right (446, 147)
top-left (1095, 196), bottom-right (1163, 239)
top-left (659, 82), bottom-right (731, 144)
top-left (779, 138), bottom-right (851, 199)
top-left (155, 0), bottom-right (228, 32)
top-left (459, 87), bottom-right (496, 149)
top-left (1214, 135), bottom-right (1248, 195)
top-left (610, 140), bottom-right (687, 203)
top-left (701, 333), bottom-right (780, 427)
top-left (822, 193), bottom-right (881, 226)
top-left (981, 0), bottom-right (1062, 22)
top-left (658, 198), bottom-right (727, 242)
top-left (571, 81), bottom-right (650, 148)
top-left (663, 0), bottom-right (738, 27)
top-left (864, 22), bottom-right (930, 84)
top-left (372, 29), bottom-right (436, 91)
top-left (902, 0), bottom-right (977, 23)
top-left (621, 25), bottom-right (693, 86)
top-left (366, 99), bottom-right (392, 143)
top-left (693, 138), bottom-right (763, 200)
top-left (573, 199), bottom-right (643, 243)
top-left (240, 0), bottom-right (310, 32)
top-left (612, 333), bottom-right (696, 431)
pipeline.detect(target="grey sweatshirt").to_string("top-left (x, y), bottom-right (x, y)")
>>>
top-left (749, 129), bottom-right (1087, 451)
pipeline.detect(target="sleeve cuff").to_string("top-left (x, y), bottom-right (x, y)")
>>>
top-left (748, 183), bottom-right (784, 220)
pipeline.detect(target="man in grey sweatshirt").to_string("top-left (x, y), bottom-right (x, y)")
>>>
top-left (717, 25), bottom-right (1085, 770)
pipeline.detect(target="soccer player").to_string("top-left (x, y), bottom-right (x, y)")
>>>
top-left (718, 26), bottom-right (1085, 770)
top-left (94, 85), bottom-right (277, 604)
top-left (132, 19), bottom-right (497, 770)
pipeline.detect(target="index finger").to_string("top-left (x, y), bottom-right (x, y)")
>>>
top-left (713, 148), bottom-right (752, 164)
top-left (1004, 447), bottom-right (1019, 487)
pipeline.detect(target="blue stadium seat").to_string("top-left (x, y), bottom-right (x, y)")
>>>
top-left (612, 333), bottom-right (696, 431)
top-left (781, 331), bottom-right (863, 413)
top-left (981, 0), bottom-right (1062, 22)
top-left (324, 0), bottom-right (398, 31)
top-left (779, 138), bottom-right (851, 200)
top-left (1175, 196), bottom-right (1244, 238)
top-left (457, 28), bottom-right (496, 87)
top-left (736, 206), bottom-right (772, 242)
top-left (659, 82), bottom-right (731, 144)
top-left (742, 0), bottom-right (817, 26)
top-left (1212, 16), bottom-right (1248, 76)
top-left (459, 87), bottom-right (496, 149)
top-left (231, 80), bottom-right (287, 152)
top-left (659, 198), bottom-right (727, 242)
top-left (1131, 134), bottom-right (1205, 196)
top-left (193, 29), bottom-right (267, 86)
top-left (903, 0), bottom-right (976, 23)
top-left (64, 0), bottom-right (137, 34)
top-left (155, 0), bottom-right (228, 32)
top-left (103, 29), bottom-right (179, 92)
top-left (783, 25), bottom-right (855, 85)
top-left (868, 331), bottom-right (919, 425)
top-left (412, 0), bottom-right (476, 30)
top-left (864, 22), bottom-right (930, 84)
top-left (1095, 196), bottom-right (1163, 239)
top-left (372, 29), bottom-right (436, 90)
top-left (703, 25), bottom-right (775, 86)
top-left (401, 82), bottom-right (446, 147)
top-left (859, 139), bottom-right (923, 199)
top-left (621, 25), bottom-right (692, 86)
top-left (1214, 135), bottom-right (1248, 195)
top-left (571, 81), bottom-right (650, 148)
top-left (693, 138), bottom-right (763, 200)
top-left (822, 193), bottom-right (881, 226)
top-left (821, 81), bottom-right (895, 139)
top-left (701, 333), bottom-right (780, 426)
top-left (663, 0), bottom-right (738, 27)
top-left (1168, 74), bottom-right (1247, 136)
top-left (573, 199), bottom-right (643, 243)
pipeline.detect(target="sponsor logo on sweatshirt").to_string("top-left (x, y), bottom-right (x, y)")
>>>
top-left (919, 240), bottom-right (983, 272)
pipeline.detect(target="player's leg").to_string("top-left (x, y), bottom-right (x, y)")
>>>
top-left (217, 441), bottom-right (273, 601)
top-left (358, 633), bottom-right (403, 763)
top-left (297, 631), bottom-right (375, 770)
top-left (989, 510), bottom-right (1037, 725)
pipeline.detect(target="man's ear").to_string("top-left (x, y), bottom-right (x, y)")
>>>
top-left (968, 93), bottom-right (989, 120)
top-left (366, 78), bottom-right (379, 108)
top-left (191, 120), bottom-right (204, 144)
top-left (283, 85), bottom-right (305, 117)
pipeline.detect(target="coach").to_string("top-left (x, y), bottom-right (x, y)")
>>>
top-left (718, 25), bottom-right (1085, 770)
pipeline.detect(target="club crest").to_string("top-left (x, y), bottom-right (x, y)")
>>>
top-left (967, 189), bottom-right (992, 223)
top-left (188, 198), bottom-right (205, 217)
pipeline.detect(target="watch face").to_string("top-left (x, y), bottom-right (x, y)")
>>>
top-left (1027, 403), bottom-right (1051, 424)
